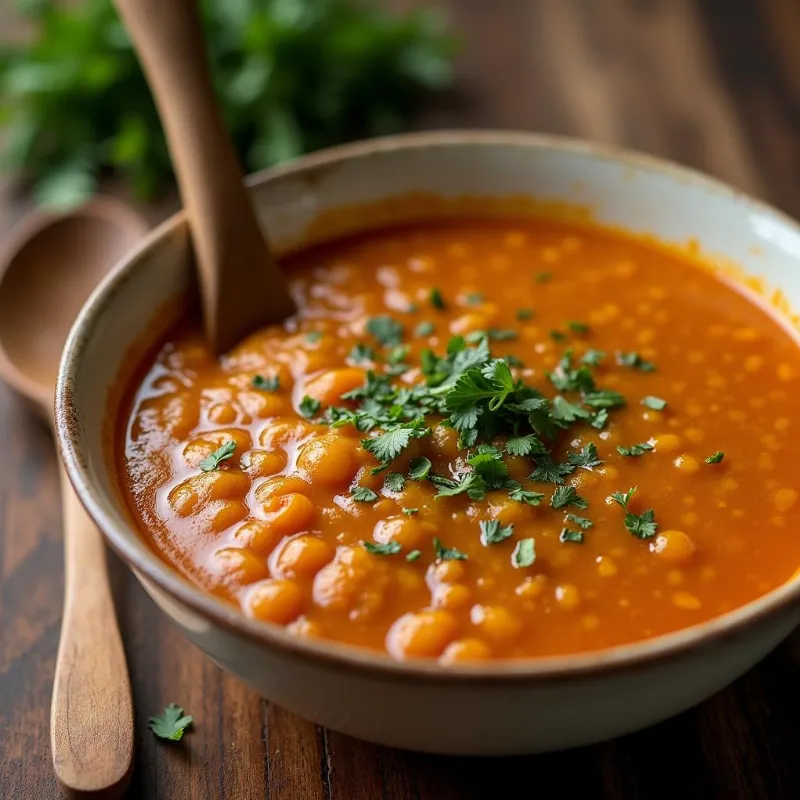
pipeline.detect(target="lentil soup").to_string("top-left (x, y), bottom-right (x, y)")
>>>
top-left (119, 218), bottom-right (800, 662)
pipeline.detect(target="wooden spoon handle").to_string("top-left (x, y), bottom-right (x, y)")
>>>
top-left (112, 0), bottom-right (296, 353)
top-left (51, 464), bottom-right (133, 799)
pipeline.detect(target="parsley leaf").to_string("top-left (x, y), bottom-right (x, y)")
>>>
top-left (148, 704), bottom-right (193, 742)
top-left (252, 374), bottom-right (279, 391)
top-left (352, 486), bottom-right (379, 503)
top-left (366, 315), bottom-right (404, 346)
top-left (408, 456), bottom-right (432, 481)
top-left (445, 359), bottom-right (515, 422)
top-left (581, 349), bottom-right (606, 366)
top-left (559, 528), bottom-right (585, 544)
top-left (565, 513), bottom-right (593, 529)
top-left (299, 395), bottom-right (321, 418)
top-left (364, 540), bottom-right (401, 555)
top-left (590, 409), bottom-right (609, 429)
top-left (512, 537), bottom-right (536, 567)
top-left (550, 329), bottom-right (567, 342)
top-left (625, 508), bottom-right (658, 539)
top-left (432, 472), bottom-right (487, 500)
top-left (583, 390), bottom-right (626, 409)
top-left (406, 549), bottom-right (422, 561)
top-left (467, 451), bottom-right (509, 489)
top-left (610, 486), bottom-right (637, 508)
top-left (706, 451), bottom-right (725, 464)
top-left (415, 321), bottom-right (435, 337)
top-left (551, 395), bottom-right (591, 425)
top-left (433, 537), bottom-right (468, 561)
top-left (617, 442), bottom-right (654, 457)
top-left (529, 455), bottom-right (575, 484)
top-left (199, 440), bottom-right (236, 472)
top-left (551, 485), bottom-right (588, 509)
top-left (486, 328), bottom-right (519, 341)
top-left (548, 352), bottom-right (595, 394)
top-left (361, 420), bottom-right (428, 465)
top-left (616, 351), bottom-right (655, 371)
top-left (641, 395), bottom-right (667, 410)
top-left (567, 443), bottom-right (603, 469)
top-left (349, 343), bottom-right (376, 363)
top-left (567, 320), bottom-right (590, 334)
top-left (384, 473), bottom-right (405, 492)
top-left (506, 434), bottom-right (547, 457)
top-left (479, 519), bottom-right (514, 546)
top-left (508, 485), bottom-right (545, 505)
top-left (402, 508), bottom-right (419, 517)
top-left (430, 287), bottom-right (446, 309)
top-left (516, 307), bottom-right (534, 321)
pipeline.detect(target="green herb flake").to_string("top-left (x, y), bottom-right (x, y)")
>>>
top-left (516, 307), bottom-right (534, 321)
top-left (506, 434), bottom-right (547, 457)
top-left (402, 508), bottom-right (419, 517)
top-left (550, 485), bottom-right (588, 510)
top-left (581, 349), bottom-right (606, 366)
top-left (465, 292), bottom-right (484, 306)
top-left (199, 440), bottom-right (236, 472)
top-left (511, 537), bottom-right (536, 567)
top-left (415, 320), bottom-right (435, 337)
top-left (530, 455), bottom-right (575, 485)
top-left (625, 508), bottom-right (658, 539)
top-left (252, 374), bottom-right (279, 391)
top-left (508, 485), bottom-right (545, 506)
top-left (429, 287), bottom-right (446, 310)
top-left (567, 320), bottom-right (590, 334)
top-left (305, 331), bottom-right (322, 344)
top-left (479, 519), bottom-right (514, 546)
top-left (583, 390), bottom-right (626, 410)
top-left (349, 343), bottom-right (376, 363)
top-left (361, 420), bottom-right (428, 465)
top-left (641, 395), bottom-right (667, 411)
top-left (384, 473), bottom-right (406, 492)
top-left (565, 513), bottom-right (593, 529)
top-left (616, 351), bottom-right (655, 372)
top-left (610, 486), bottom-right (637, 508)
top-left (617, 442), bottom-right (654, 457)
top-left (364, 540), bottom-right (401, 555)
top-left (149, 704), bottom-right (193, 742)
top-left (535, 272), bottom-right (552, 284)
top-left (705, 451), bottom-right (725, 464)
top-left (406, 548), bottom-right (422, 561)
top-left (567, 443), bottom-right (603, 469)
top-left (352, 486), bottom-right (379, 503)
top-left (433, 537), bottom-right (468, 561)
top-left (366, 315), bottom-right (404, 346)
top-left (408, 456), bottom-right (432, 481)
top-left (590, 409), bottom-right (609, 430)
top-left (299, 395), bottom-right (321, 419)
top-left (549, 329), bottom-right (567, 342)
top-left (559, 528), bottom-right (585, 544)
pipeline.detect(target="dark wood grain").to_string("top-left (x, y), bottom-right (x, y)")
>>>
top-left (1, 0), bottom-right (800, 797)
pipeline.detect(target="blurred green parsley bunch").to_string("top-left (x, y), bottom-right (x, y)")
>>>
top-left (0, 0), bottom-right (455, 208)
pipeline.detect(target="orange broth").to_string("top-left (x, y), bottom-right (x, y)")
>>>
top-left (118, 218), bottom-right (800, 662)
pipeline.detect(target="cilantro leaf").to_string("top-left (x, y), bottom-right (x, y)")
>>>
top-left (706, 451), bottom-right (724, 464)
top-left (590, 409), bottom-right (609, 430)
top-left (299, 395), bottom-right (321, 418)
top-left (550, 330), bottom-right (567, 342)
top-left (511, 538), bottom-right (536, 567)
top-left (508, 485), bottom-right (545, 505)
top-left (567, 443), bottom-right (603, 469)
top-left (551, 485), bottom-right (588, 509)
top-left (366, 315), bottom-right (404, 346)
top-left (535, 271), bottom-right (552, 283)
top-left (305, 331), bottom-right (322, 344)
top-left (551, 396), bottom-right (591, 425)
top-left (565, 513), bottom-right (593, 529)
top-left (583, 390), bottom-right (626, 409)
top-left (252, 374), bottom-right (279, 391)
top-left (402, 508), bottom-right (419, 516)
top-left (516, 308), bottom-right (534, 321)
top-left (430, 287), bottom-right (446, 309)
top-left (610, 486), bottom-right (637, 508)
top-left (548, 352), bottom-right (595, 393)
top-left (479, 519), bottom-right (514, 546)
top-left (432, 472), bottom-right (487, 500)
top-left (529, 455), bottom-right (575, 484)
top-left (199, 440), bottom-right (236, 472)
top-left (641, 395), bottom-right (667, 410)
top-left (149, 704), bottom-right (193, 742)
top-left (349, 343), bottom-right (376, 363)
top-left (408, 456), bottom-right (432, 481)
top-left (485, 328), bottom-right (519, 341)
top-left (465, 292), bottom-right (484, 305)
top-left (384, 473), bottom-right (405, 492)
top-left (361, 420), bottom-right (427, 465)
top-left (364, 540), bottom-right (401, 555)
top-left (506, 434), bottom-right (547, 457)
top-left (625, 508), bottom-right (658, 539)
top-left (415, 321), bottom-right (435, 337)
top-left (616, 351), bottom-right (655, 371)
top-left (617, 442), bottom-right (654, 457)
top-left (467, 451), bottom-right (509, 489)
top-left (559, 528), bottom-right (585, 544)
top-left (406, 549), bottom-right (422, 561)
top-left (433, 537), bottom-right (468, 561)
top-left (352, 486), bottom-right (379, 503)
top-left (567, 320), bottom-right (590, 334)
top-left (581, 349), bottom-right (606, 366)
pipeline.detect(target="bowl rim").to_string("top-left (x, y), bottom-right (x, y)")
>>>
top-left (56, 129), bottom-right (800, 684)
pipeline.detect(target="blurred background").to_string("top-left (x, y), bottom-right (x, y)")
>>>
top-left (1, 0), bottom-right (798, 225)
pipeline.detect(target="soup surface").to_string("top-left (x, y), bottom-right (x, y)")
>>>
top-left (119, 217), bottom-right (800, 662)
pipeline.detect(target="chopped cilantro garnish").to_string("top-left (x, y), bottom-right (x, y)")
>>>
top-left (408, 456), bottom-right (432, 481)
top-left (551, 485), bottom-right (588, 510)
top-left (567, 443), bottom-right (603, 469)
top-left (406, 548), bottom-right (422, 561)
top-left (305, 331), bottom-right (322, 344)
top-left (467, 449), bottom-right (510, 489)
top-left (617, 442), bottom-right (654, 457)
top-left (387, 344), bottom-right (410, 365)
top-left (551, 396), bottom-right (591, 425)
top-left (512, 538), bottom-right (536, 567)
top-left (583, 390), bottom-right (625, 409)
top-left (430, 287), bottom-right (446, 310)
top-left (366, 315), bottom-right (404, 346)
top-left (706, 451), bottom-right (725, 464)
top-left (508, 484), bottom-right (545, 505)
top-left (581, 349), bottom-right (606, 366)
top-left (384, 473), bottom-right (405, 492)
top-left (535, 271), bottom-right (552, 284)
top-left (402, 508), bottom-right (419, 517)
top-left (516, 307), bottom-right (534, 321)
top-left (199, 440), bottom-right (236, 472)
top-left (349, 343), bottom-right (376, 363)
top-left (641, 395), bottom-right (667, 410)
top-left (530, 455), bottom-right (575, 484)
top-left (415, 320), bottom-right (435, 337)
top-left (549, 329), bottom-right (567, 342)
top-left (361, 420), bottom-right (428, 466)
top-left (625, 508), bottom-right (658, 539)
top-left (548, 352), bottom-right (595, 394)
top-left (299, 395), bottom-right (321, 418)
top-left (610, 486), bottom-right (637, 508)
top-left (352, 486), bottom-right (379, 503)
top-left (616, 351), bottom-right (655, 372)
top-left (565, 513), bottom-right (593, 529)
top-left (364, 540), bottom-right (401, 555)
top-left (567, 320), bottom-right (589, 334)
top-left (433, 537), bottom-right (467, 561)
top-left (590, 409), bottom-right (609, 429)
top-left (465, 292), bottom-right (484, 305)
top-left (479, 519), bottom-right (514, 546)
top-left (432, 472), bottom-right (487, 500)
top-left (252, 374), bottom-right (279, 391)
top-left (506, 434), bottom-right (547, 457)
top-left (559, 528), bottom-right (585, 544)
top-left (149, 704), bottom-right (193, 741)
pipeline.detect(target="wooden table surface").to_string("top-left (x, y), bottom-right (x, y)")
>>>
top-left (2, 1), bottom-right (800, 797)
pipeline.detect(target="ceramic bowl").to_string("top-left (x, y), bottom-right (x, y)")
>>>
top-left (56, 131), bottom-right (800, 755)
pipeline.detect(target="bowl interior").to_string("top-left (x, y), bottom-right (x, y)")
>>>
top-left (57, 131), bottom-right (800, 676)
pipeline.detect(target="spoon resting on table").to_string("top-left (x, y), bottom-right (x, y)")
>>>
top-left (0, 197), bottom-right (147, 798)
top-left (113, 0), bottom-right (297, 355)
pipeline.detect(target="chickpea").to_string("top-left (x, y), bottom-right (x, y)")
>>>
top-left (213, 547), bottom-right (268, 586)
top-left (296, 435), bottom-right (359, 485)
top-left (314, 546), bottom-right (389, 615)
top-left (168, 470), bottom-right (250, 516)
top-left (650, 529), bottom-right (696, 563)
top-left (208, 499), bottom-right (249, 533)
top-left (555, 584), bottom-right (581, 610)
top-left (255, 475), bottom-right (312, 501)
top-left (304, 368), bottom-right (367, 406)
top-left (245, 579), bottom-right (304, 624)
top-left (242, 449), bottom-right (287, 478)
top-left (259, 493), bottom-right (316, 538)
top-left (429, 560), bottom-right (466, 584)
top-left (372, 515), bottom-right (427, 550)
top-left (272, 533), bottom-right (335, 578)
top-left (431, 583), bottom-right (472, 610)
top-left (259, 418), bottom-right (316, 450)
top-left (673, 454), bottom-right (700, 474)
top-left (205, 428), bottom-right (253, 454)
top-left (386, 610), bottom-right (458, 659)
top-left (470, 604), bottom-right (523, 643)
top-left (208, 402), bottom-right (238, 424)
top-left (450, 313), bottom-right (488, 335)
top-left (440, 638), bottom-right (491, 664)
top-left (428, 425), bottom-right (460, 461)
top-left (237, 391), bottom-right (291, 420)
top-left (233, 519), bottom-right (283, 555)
